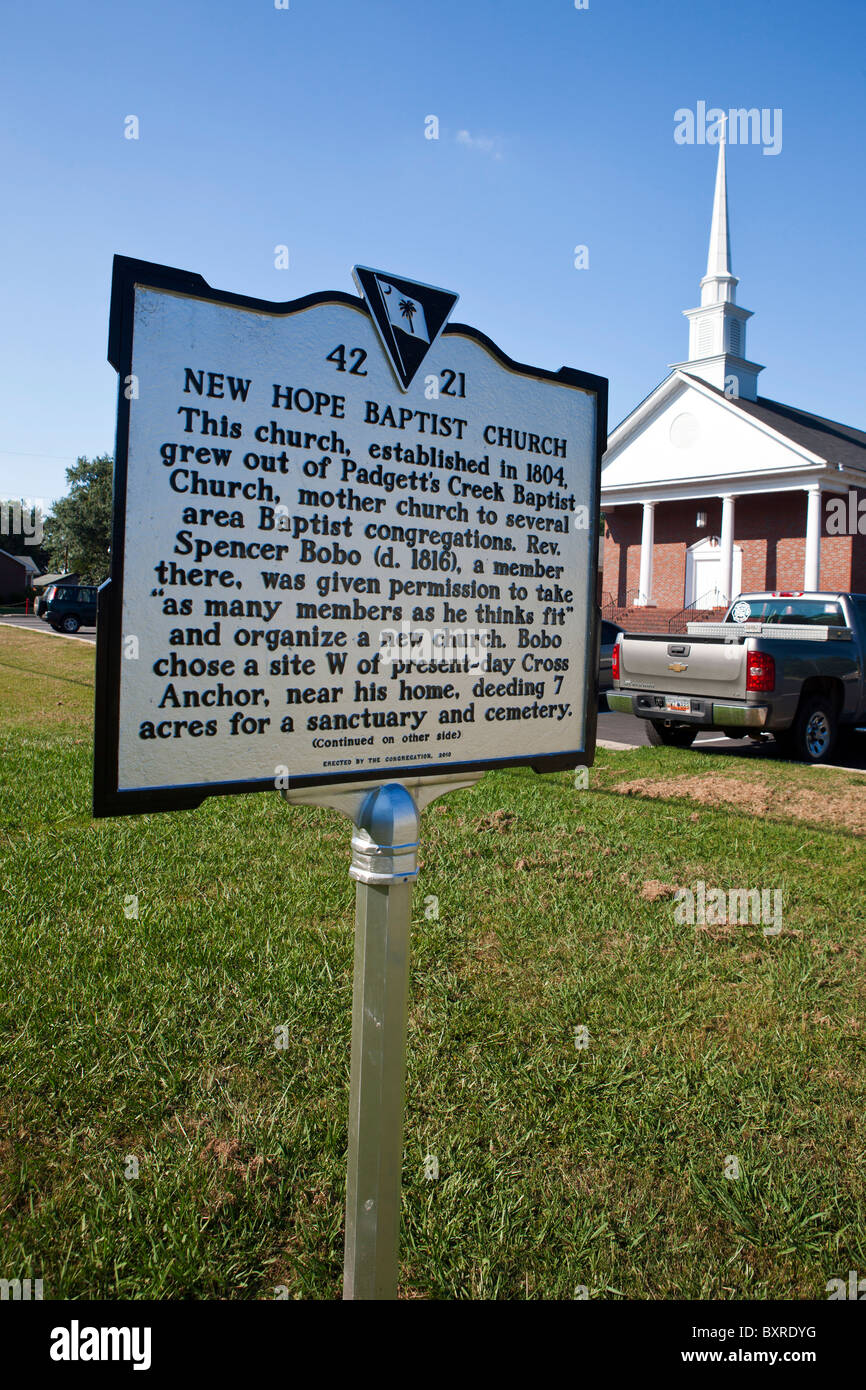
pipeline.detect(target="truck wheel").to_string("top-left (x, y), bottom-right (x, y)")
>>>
top-left (785, 695), bottom-right (838, 764)
top-left (646, 720), bottom-right (698, 748)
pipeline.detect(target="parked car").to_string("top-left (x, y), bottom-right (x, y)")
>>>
top-left (35, 572), bottom-right (81, 616)
top-left (39, 583), bottom-right (98, 633)
top-left (608, 592), bottom-right (866, 763)
top-left (599, 619), bottom-right (624, 691)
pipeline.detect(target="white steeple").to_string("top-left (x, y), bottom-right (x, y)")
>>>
top-left (671, 126), bottom-right (764, 402)
top-left (703, 128), bottom-right (734, 291)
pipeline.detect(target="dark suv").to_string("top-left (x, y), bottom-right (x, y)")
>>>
top-left (39, 584), bottom-right (97, 633)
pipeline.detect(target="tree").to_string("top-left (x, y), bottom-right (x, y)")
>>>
top-left (44, 455), bottom-right (114, 582)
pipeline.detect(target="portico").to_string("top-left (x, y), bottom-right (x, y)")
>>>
top-left (606, 460), bottom-right (836, 611)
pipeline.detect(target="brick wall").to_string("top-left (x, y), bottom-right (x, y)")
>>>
top-left (601, 507), bottom-right (641, 607)
top-left (823, 488), bottom-right (865, 592)
top-left (653, 499), bottom-right (714, 607)
top-left (602, 486), bottom-right (866, 604)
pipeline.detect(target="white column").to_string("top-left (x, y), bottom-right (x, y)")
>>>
top-left (804, 486), bottom-right (821, 591)
top-left (636, 501), bottom-right (655, 605)
top-left (719, 494), bottom-right (735, 604)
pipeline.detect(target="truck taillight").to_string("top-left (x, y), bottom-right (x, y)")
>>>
top-left (611, 641), bottom-right (620, 681)
top-left (746, 651), bottom-right (775, 692)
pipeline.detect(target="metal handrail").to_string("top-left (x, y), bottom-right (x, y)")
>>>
top-left (602, 588), bottom-right (654, 617)
top-left (667, 589), bottom-right (727, 632)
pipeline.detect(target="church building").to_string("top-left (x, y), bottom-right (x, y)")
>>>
top-left (600, 134), bottom-right (866, 629)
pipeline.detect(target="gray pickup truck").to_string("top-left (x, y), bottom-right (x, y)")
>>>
top-left (608, 591), bottom-right (866, 763)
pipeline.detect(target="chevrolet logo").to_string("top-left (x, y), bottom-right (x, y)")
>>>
top-left (667, 662), bottom-right (688, 672)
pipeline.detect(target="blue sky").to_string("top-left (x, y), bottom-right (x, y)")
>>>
top-left (2, 0), bottom-right (865, 507)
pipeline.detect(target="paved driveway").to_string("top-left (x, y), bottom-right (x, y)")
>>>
top-left (597, 697), bottom-right (866, 771)
top-left (0, 615), bottom-right (96, 644)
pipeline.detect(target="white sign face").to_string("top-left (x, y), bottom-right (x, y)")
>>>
top-left (95, 259), bottom-right (606, 815)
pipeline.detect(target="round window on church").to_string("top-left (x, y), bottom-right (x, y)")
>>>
top-left (670, 412), bottom-right (700, 449)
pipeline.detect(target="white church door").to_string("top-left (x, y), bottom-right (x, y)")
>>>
top-left (685, 536), bottom-right (742, 609)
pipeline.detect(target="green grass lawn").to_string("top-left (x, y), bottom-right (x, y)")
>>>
top-left (0, 626), bottom-right (864, 1299)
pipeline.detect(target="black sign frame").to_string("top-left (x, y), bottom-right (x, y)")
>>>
top-left (94, 255), bottom-right (607, 818)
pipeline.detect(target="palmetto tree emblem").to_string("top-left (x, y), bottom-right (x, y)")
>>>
top-left (354, 266), bottom-right (458, 389)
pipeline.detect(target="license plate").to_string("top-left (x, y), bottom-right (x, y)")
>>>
top-left (665, 697), bottom-right (691, 713)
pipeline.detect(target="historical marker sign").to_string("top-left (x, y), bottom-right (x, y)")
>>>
top-left (94, 256), bottom-right (607, 816)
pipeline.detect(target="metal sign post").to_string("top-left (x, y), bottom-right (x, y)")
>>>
top-left (283, 773), bottom-right (482, 1299)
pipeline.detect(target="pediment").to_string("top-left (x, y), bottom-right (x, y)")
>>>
top-left (602, 374), bottom-right (821, 490)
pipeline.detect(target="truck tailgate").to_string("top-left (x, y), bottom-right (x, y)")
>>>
top-left (618, 635), bottom-right (747, 700)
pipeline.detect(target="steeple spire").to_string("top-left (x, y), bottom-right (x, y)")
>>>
top-left (706, 121), bottom-right (732, 281)
top-left (700, 120), bottom-right (737, 306)
top-left (670, 130), bottom-right (764, 401)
